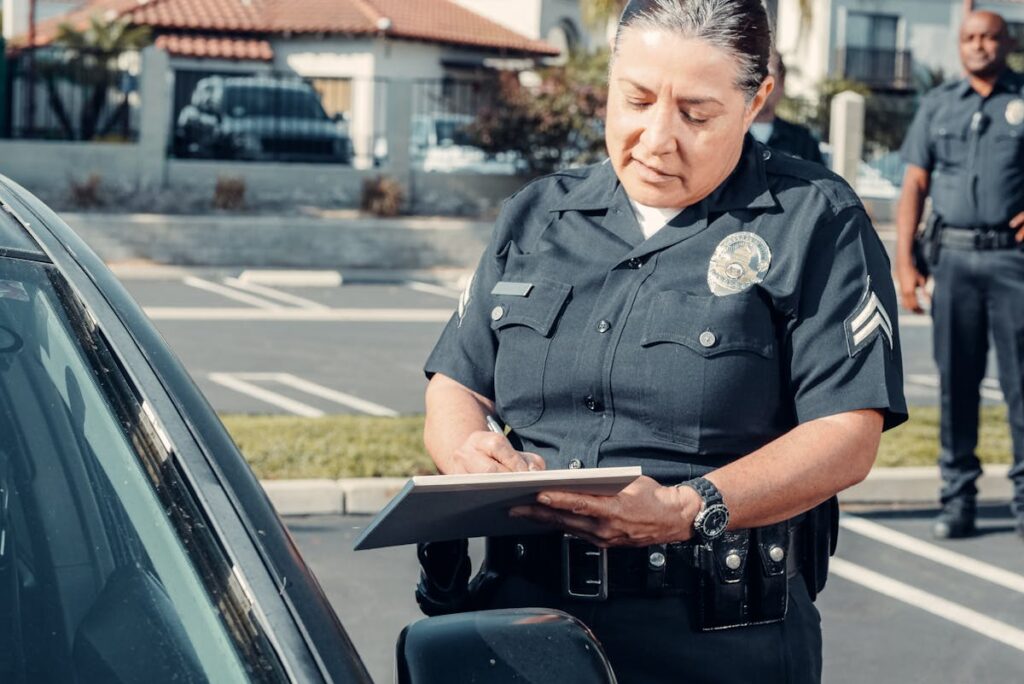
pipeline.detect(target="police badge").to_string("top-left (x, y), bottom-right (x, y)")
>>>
top-left (707, 232), bottom-right (772, 296)
top-left (1007, 99), bottom-right (1024, 126)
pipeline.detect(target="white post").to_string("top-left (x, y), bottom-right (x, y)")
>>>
top-left (137, 45), bottom-right (170, 190)
top-left (830, 90), bottom-right (865, 190)
top-left (383, 79), bottom-right (413, 202)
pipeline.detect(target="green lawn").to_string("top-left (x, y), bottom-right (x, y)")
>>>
top-left (222, 407), bottom-right (1013, 480)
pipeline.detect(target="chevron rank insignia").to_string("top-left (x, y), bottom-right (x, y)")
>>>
top-left (844, 278), bottom-right (894, 357)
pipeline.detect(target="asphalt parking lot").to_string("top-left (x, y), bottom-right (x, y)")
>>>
top-left (289, 505), bottom-right (1024, 684)
top-left (116, 267), bottom-right (1023, 682)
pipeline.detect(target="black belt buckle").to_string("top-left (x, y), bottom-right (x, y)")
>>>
top-left (562, 534), bottom-right (608, 601)
top-left (974, 229), bottom-right (995, 250)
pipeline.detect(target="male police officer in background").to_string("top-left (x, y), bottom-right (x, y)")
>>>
top-left (749, 52), bottom-right (825, 164)
top-left (897, 10), bottom-right (1024, 540)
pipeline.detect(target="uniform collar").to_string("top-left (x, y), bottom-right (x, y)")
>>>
top-left (957, 68), bottom-right (1023, 98)
top-left (548, 137), bottom-right (777, 215)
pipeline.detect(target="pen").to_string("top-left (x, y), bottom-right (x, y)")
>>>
top-left (485, 415), bottom-right (504, 434)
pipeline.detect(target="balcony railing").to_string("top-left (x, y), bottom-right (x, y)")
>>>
top-left (835, 47), bottom-right (913, 91)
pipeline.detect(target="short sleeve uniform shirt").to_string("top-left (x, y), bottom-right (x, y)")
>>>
top-left (901, 70), bottom-right (1024, 226)
top-left (426, 139), bottom-right (907, 481)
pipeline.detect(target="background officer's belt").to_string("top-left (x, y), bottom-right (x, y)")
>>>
top-left (485, 524), bottom-right (802, 598)
top-left (939, 225), bottom-right (1019, 250)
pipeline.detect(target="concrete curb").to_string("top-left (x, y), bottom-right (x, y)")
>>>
top-left (260, 465), bottom-right (1015, 517)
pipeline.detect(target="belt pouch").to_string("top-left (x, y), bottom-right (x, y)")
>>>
top-left (801, 498), bottom-right (837, 601)
top-left (751, 523), bottom-right (789, 624)
top-left (697, 530), bottom-right (750, 631)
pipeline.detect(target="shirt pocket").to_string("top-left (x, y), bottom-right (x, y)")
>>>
top-left (490, 276), bottom-right (572, 429)
top-left (931, 125), bottom-right (967, 169)
top-left (638, 290), bottom-right (779, 449)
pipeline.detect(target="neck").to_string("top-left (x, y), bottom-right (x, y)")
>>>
top-left (754, 109), bottom-right (776, 124)
top-left (968, 68), bottom-right (1004, 97)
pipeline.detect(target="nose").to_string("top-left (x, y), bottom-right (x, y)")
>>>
top-left (638, 99), bottom-right (679, 157)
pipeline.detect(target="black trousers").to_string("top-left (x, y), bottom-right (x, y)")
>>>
top-left (474, 571), bottom-right (823, 684)
top-left (932, 247), bottom-right (1024, 515)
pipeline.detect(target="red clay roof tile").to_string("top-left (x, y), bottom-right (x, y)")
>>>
top-left (21, 0), bottom-right (558, 56)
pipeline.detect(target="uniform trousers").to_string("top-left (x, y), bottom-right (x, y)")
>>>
top-left (473, 571), bottom-right (823, 684)
top-left (932, 246), bottom-right (1024, 515)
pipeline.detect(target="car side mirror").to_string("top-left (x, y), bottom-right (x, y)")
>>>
top-left (395, 608), bottom-right (616, 684)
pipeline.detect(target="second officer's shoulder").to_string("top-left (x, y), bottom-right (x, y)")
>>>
top-left (763, 150), bottom-right (864, 217)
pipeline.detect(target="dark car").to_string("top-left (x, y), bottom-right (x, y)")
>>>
top-left (0, 175), bottom-right (615, 683)
top-left (174, 76), bottom-right (354, 164)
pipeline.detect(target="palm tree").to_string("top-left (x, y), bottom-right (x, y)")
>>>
top-left (39, 14), bottom-right (151, 140)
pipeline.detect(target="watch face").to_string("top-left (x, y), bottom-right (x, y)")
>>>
top-left (701, 505), bottom-right (730, 539)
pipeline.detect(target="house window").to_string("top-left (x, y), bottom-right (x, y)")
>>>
top-left (845, 12), bottom-right (899, 51)
top-left (839, 12), bottom-right (909, 90)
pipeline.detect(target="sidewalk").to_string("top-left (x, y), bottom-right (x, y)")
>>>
top-left (260, 464), bottom-right (1014, 516)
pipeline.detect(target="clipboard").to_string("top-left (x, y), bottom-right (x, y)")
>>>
top-left (353, 466), bottom-right (642, 550)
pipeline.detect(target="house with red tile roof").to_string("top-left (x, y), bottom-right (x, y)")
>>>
top-left (4, 0), bottom-right (574, 165)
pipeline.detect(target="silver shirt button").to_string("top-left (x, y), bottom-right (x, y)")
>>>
top-left (568, 458), bottom-right (583, 469)
top-left (597, 320), bottom-right (611, 333)
top-left (699, 330), bottom-right (717, 348)
top-left (490, 305), bottom-right (505, 321)
top-left (769, 545), bottom-right (785, 563)
top-left (762, 148), bottom-right (772, 161)
top-left (725, 552), bottom-right (742, 570)
top-left (648, 551), bottom-right (667, 569)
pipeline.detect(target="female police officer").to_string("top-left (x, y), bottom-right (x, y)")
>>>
top-left (422, 1), bottom-right (907, 681)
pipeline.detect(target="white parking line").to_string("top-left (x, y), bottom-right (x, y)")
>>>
top-left (234, 373), bottom-right (398, 417)
top-left (222, 277), bottom-right (329, 310)
top-left (906, 373), bottom-right (1004, 401)
top-left (208, 373), bottom-right (324, 417)
top-left (208, 372), bottom-right (398, 417)
top-left (831, 558), bottom-right (1024, 654)
top-left (841, 515), bottom-right (1024, 595)
top-left (183, 277), bottom-right (281, 310)
top-left (144, 307), bottom-right (453, 322)
top-left (406, 281), bottom-right (461, 300)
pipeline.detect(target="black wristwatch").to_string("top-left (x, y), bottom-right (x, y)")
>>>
top-left (679, 477), bottom-right (730, 543)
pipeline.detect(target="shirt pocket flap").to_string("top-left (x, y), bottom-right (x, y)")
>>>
top-left (641, 290), bottom-right (775, 358)
top-left (490, 278), bottom-right (572, 337)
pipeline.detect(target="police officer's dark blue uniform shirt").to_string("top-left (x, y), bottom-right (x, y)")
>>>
top-left (426, 139), bottom-right (907, 479)
top-left (901, 70), bottom-right (1024, 227)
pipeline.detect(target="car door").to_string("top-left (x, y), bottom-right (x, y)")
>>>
top-left (0, 177), bottom-right (373, 683)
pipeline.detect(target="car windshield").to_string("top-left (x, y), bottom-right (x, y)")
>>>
top-left (224, 84), bottom-right (327, 120)
top-left (434, 119), bottom-right (474, 146)
top-left (0, 257), bottom-right (256, 683)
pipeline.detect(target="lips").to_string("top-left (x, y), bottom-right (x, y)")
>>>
top-left (632, 157), bottom-right (676, 183)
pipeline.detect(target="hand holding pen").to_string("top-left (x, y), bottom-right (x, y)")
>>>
top-left (442, 414), bottom-right (547, 474)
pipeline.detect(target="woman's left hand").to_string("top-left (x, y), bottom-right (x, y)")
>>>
top-left (509, 476), bottom-right (701, 547)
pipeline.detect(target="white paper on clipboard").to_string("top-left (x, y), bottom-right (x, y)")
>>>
top-left (353, 466), bottom-right (642, 550)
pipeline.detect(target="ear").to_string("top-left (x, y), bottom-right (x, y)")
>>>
top-left (744, 76), bottom-right (775, 128)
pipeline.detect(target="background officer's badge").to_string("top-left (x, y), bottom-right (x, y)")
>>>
top-left (707, 232), bottom-right (772, 296)
top-left (844, 277), bottom-right (894, 357)
top-left (1007, 99), bottom-right (1024, 126)
top-left (457, 271), bottom-right (475, 326)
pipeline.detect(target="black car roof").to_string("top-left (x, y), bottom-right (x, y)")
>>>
top-left (0, 181), bottom-right (48, 262)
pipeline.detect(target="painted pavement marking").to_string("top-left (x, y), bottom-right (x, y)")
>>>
top-left (208, 372), bottom-right (397, 417)
top-left (830, 558), bottom-right (1024, 654)
top-left (145, 307), bottom-right (452, 322)
top-left (222, 277), bottom-right (329, 310)
top-left (841, 515), bottom-right (1024, 595)
top-left (183, 276), bottom-right (281, 310)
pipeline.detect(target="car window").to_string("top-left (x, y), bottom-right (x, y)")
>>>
top-left (224, 84), bottom-right (327, 120)
top-left (0, 257), bottom-right (280, 683)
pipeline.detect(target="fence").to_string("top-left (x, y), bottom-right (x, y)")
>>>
top-left (2, 47), bottom-right (141, 141)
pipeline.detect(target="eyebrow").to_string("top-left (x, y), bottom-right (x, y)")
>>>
top-left (617, 78), bottom-right (724, 107)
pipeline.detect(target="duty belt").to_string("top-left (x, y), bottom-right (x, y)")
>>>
top-left (485, 523), bottom-right (802, 601)
top-left (939, 225), bottom-right (1020, 250)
